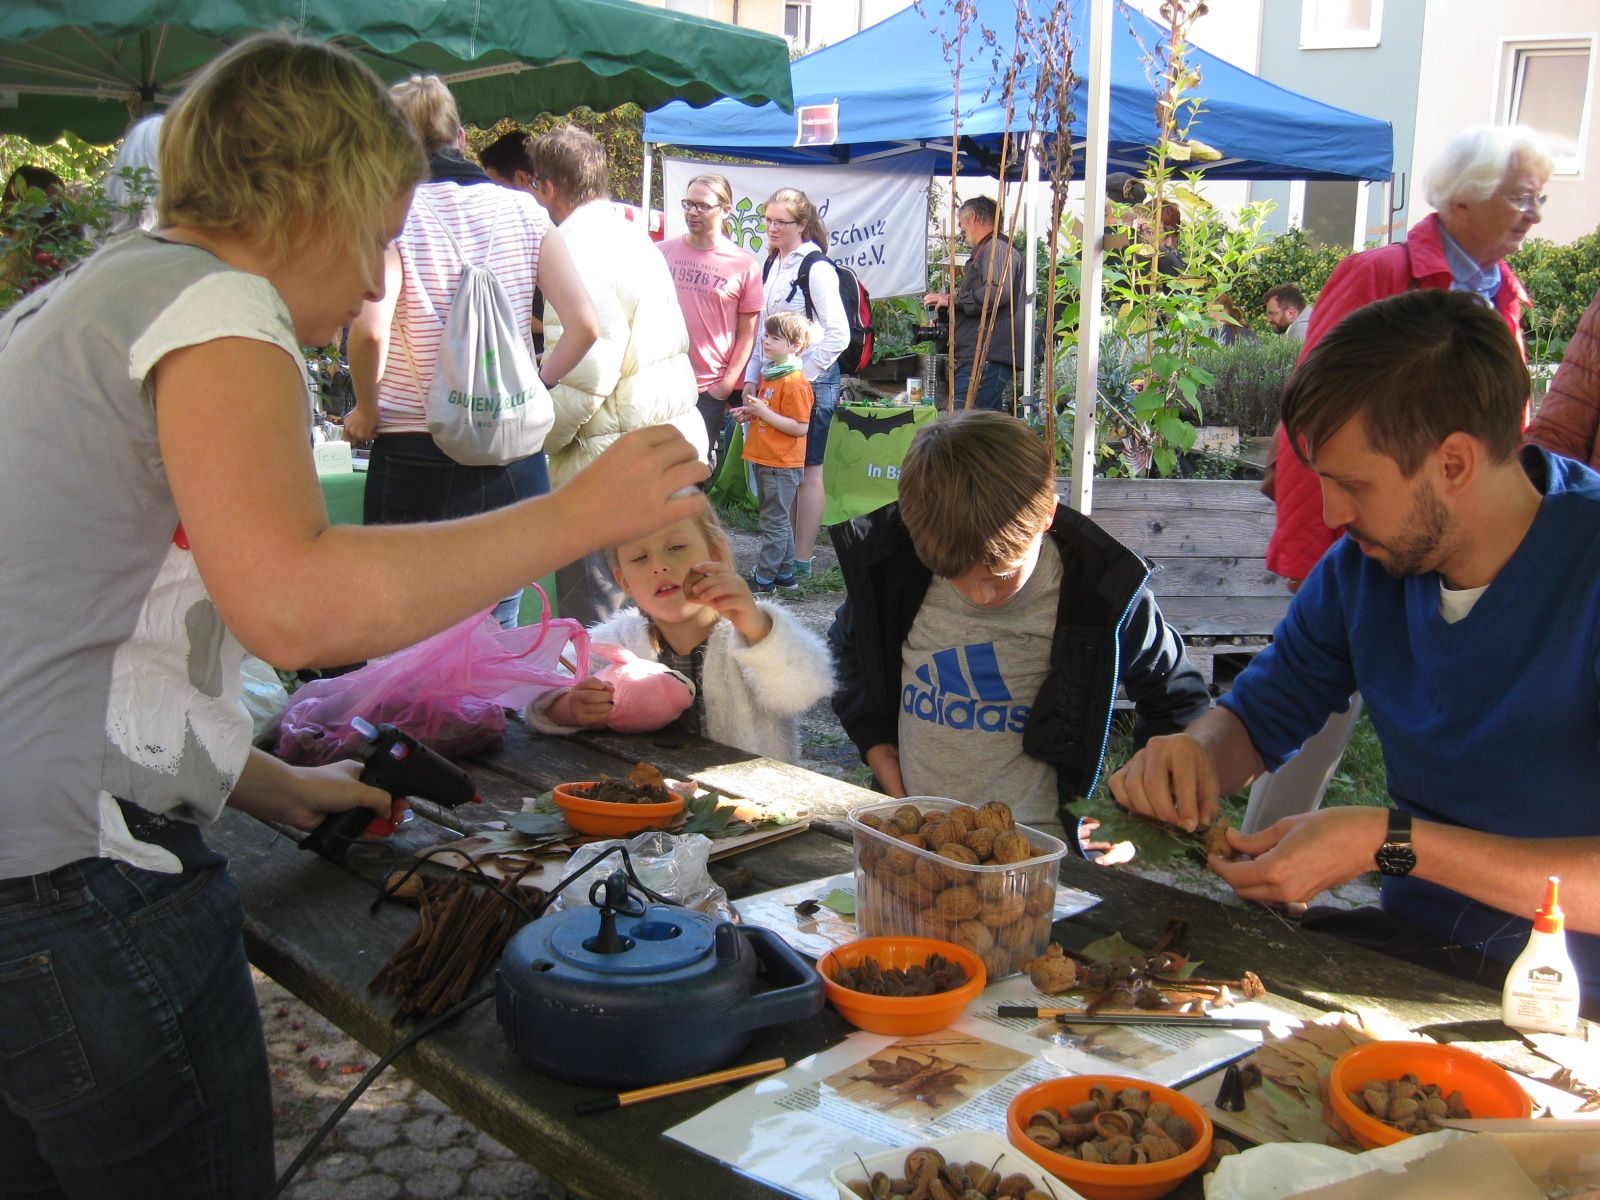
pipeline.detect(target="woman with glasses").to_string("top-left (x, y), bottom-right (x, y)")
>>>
top-left (660, 174), bottom-right (763, 475)
top-left (1242, 123), bottom-right (1552, 840)
top-left (743, 187), bottom-right (849, 587)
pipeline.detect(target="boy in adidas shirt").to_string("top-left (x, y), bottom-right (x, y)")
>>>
top-left (828, 411), bottom-right (1209, 851)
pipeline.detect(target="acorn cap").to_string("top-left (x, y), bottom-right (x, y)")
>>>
top-left (1533, 875), bottom-right (1564, 935)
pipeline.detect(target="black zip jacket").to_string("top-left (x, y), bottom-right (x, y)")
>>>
top-left (827, 502), bottom-right (1211, 824)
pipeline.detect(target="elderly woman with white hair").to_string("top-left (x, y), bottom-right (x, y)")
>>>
top-left (1247, 123), bottom-right (1552, 836)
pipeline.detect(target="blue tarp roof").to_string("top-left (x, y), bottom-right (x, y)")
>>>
top-left (645, 0), bottom-right (1392, 182)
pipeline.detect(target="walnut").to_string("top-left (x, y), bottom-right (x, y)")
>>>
top-left (947, 804), bottom-right (979, 832)
top-left (979, 894), bottom-right (1027, 928)
top-left (975, 801), bottom-right (1015, 832)
top-left (990, 830), bottom-right (1035, 864)
top-left (858, 812), bottom-right (885, 831)
top-left (934, 885), bottom-right (981, 921)
top-left (1025, 880), bottom-right (1055, 916)
top-left (892, 804), bottom-right (925, 834)
top-left (1204, 817), bottom-right (1239, 861)
top-left (914, 856), bottom-right (947, 891)
top-left (999, 920), bottom-right (1039, 951)
top-left (897, 831), bottom-right (928, 850)
top-left (963, 827), bottom-right (997, 860)
top-left (950, 918), bottom-right (994, 955)
top-left (936, 842), bottom-right (980, 883)
top-left (926, 820), bottom-right (966, 850)
top-left (915, 907), bottom-right (954, 940)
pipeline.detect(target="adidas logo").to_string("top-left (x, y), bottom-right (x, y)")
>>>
top-left (902, 641), bottom-right (1030, 733)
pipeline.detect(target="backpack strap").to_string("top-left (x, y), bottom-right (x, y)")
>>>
top-left (784, 250), bottom-right (829, 322)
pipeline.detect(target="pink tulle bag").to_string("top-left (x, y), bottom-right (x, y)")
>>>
top-left (274, 586), bottom-right (588, 764)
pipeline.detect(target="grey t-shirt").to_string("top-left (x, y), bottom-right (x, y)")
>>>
top-left (898, 539), bottom-right (1065, 834)
top-left (0, 234), bottom-right (305, 877)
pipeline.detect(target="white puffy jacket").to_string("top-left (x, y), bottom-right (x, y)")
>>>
top-left (540, 199), bottom-right (705, 485)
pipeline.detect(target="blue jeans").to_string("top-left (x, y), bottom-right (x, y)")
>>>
top-left (0, 860), bottom-right (273, 1199)
top-left (804, 363), bottom-right (841, 468)
top-left (951, 359), bottom-right (1015, 413)
top-left (365, 433), bottom-right (550, 628)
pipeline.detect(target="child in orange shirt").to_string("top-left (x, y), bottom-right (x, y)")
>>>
top-left (735, 311), bottom-right (814, 592)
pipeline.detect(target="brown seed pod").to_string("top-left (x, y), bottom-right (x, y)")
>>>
top-left (995, 1175), bottom-right (1034, 1198)
top-left (1162, 1114), bottom-right (1196, 1150)
top-left (1025, 1125), bottom-right (1061, 1149)
top-left (1091, 1109), bottom-right (1136, 1139)
top-left (934, 885), bottom-right (981, 921)
top-left (1058, 1120), bottom-right (1095, 1146)
top-left (990, 830), bottom-right (1034, 864)
top-left (1077, 1140), bottom-right (1106, 1164)
top-left (1066, 1099), bottom-right (1101, 1122)
top-left (1139, 1132), bottom-right (1182, 1163)
top-left (1118, 1087), bottom-right (1151, 1116)
top-left (976, 801), bottom-right (1015, 832)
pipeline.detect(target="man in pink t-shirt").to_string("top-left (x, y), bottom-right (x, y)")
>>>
top-left (659, 173), bottom-right (763, 473)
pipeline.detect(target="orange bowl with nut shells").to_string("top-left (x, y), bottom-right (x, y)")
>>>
top-left (550, 781), bottom-right (685, 838)
top-left (1328, 1040), bottom-right (1532, 1149)
top-left (817, 936), bottom-right (986, 1035)
top-left (1007, 1075), bottom-right (1213, 1200)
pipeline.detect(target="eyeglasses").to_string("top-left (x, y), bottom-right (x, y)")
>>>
top-left (680, 199), bottom-right (722, 213)
top-left (1501, 191), bottom-right (1548, 213)
top-left (762, 216), bottom-right (800, 228)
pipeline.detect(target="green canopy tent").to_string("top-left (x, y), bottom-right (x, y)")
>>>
top-left (0, 0), bottom-right (794, 144)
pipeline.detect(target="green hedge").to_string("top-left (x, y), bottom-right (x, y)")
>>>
top-left (1191, 336), bottom-right (1300, 436)
top-left (1510, 226), bottom-right (1600, 361)
top-left (1227, 227), bottom-right (1352, 330)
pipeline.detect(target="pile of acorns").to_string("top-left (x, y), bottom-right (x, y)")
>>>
top-left (1023, 1086), bottom-right (1197, 1165)
top-left (841, 1145), bottom-right (1056, 1200)
top-left (831, 953), bottom-right (969, 998)
top-left (1347, 1074), bottom-right (1470, 1134)
top-left (856, 801), bottom-right (1056, 980)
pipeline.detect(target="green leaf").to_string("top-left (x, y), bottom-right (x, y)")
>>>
top-left (1080, 932), bottom-right (1145, 963)
top-left (736, 197), bottom-right (752, 211)
top-left (507, 810), bottom-right (571, 838)
top-left (820, 888), bottom-right (856, 916)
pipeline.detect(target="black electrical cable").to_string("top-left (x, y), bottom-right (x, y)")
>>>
top-left (266, 985), bottom-right (495, 1198)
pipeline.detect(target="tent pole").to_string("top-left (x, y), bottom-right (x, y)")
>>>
top-left (1068, 0), bottom-right (1114, 515)
top-left (1023, 138), bottom-right (1039, 416)
top-left (642, 142), bottom-right (654, 214)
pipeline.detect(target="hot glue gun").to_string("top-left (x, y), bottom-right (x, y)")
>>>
top-left (301, 716), bottom-right (479, 864)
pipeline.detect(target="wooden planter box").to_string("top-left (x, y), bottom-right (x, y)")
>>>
top-left (1057, 477), bottom-right (1289, 689)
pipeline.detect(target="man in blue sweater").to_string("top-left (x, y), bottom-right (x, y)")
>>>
top-left (1110, 288), bottom-right (1600, 991)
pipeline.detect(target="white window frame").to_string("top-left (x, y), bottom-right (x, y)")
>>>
top-left (784, 1), bottom-right (814, 48)
top-left (1299, 0), bottom-right (1383, 51)
top-left (1495, 35), bottom-right (1595, 176)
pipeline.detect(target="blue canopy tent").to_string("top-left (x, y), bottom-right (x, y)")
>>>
top-left (643, 0), bottom-right (1392, 183)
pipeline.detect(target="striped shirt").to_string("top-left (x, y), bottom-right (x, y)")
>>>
top-left (378, 180), bottom-right (549, 432)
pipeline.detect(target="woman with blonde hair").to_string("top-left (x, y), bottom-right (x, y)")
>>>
top-left (742, 185), bottom-right (848, 589)
top-left (0, 36), bottom-right (703, 1196)
top-left (660, 170), bottom-right (763, 474)
top-left (346, 74), bottom-right (600, 628)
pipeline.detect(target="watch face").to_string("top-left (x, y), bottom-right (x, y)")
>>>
top-left (1375, 843), bottom-right (1416, 877)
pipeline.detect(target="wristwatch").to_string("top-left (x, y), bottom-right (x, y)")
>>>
top-left (1374, 811), bottom-right (1416, 877)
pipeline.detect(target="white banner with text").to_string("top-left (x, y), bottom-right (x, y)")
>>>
top-left (662, 157), bottom-right (929, 298)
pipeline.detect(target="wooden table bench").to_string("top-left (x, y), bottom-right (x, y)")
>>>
top-left (1064, 478), bottom-right (1289, 690)
top-left (219, 721), bottom-right (1576, 1199)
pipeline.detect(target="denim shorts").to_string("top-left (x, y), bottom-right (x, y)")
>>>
top-left (0, 859), bottom-right (274, 1198)
top-left (804, 363), bottom-right (842, 469)
top-left (364, 432), bottom-right (549, 526)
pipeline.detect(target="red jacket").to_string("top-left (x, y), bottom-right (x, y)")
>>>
top-left (1265, 214), bottom-right (1531, 581)
top-left (1525, 289), bottom-right (1600, 471)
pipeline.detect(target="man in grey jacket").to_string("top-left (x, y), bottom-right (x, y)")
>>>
top-left (923, 196), bottom-right (1025, 413)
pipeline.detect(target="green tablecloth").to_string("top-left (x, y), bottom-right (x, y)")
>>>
top-left (317, 468), bottom-right (559, 623)
top-left (820, 403), bottom-right (937, 525)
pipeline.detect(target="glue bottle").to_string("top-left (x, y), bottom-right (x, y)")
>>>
top-left (1501, 875), bottom-right (1581, 1035)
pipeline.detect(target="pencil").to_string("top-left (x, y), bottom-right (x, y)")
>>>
top-left (574, 1057), bottom-right (787, 1115)
top-left (996, 1005), bottom-right (1270, 1029)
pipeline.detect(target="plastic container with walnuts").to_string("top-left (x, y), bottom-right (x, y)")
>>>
top-left (849, 797), bottom-right (1067, 981)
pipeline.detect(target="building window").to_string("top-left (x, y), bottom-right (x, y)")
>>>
top-left (1501, 39), bottom-right (1593, 174)
top-left (665, 0), bottom-right (711, 13)
top-left (784, 1), bottom-right (813, 48)
top-left (1299, 0), bottom-right (1382, 50)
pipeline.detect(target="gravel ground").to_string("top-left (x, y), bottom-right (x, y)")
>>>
top-left (258, 524), bottom-right (1374, 1195)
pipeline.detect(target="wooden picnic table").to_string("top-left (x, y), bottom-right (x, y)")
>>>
top-left (216, 720), bottom-right (1579, 1200)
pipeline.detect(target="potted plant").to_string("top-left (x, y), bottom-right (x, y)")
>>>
top-left (859, 296), bottom-right (937, 384)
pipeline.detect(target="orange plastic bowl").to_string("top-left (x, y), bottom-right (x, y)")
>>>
top-left (550, 781), bottom-right (685, 838)
top-left (1007, 1075), bottom-right (1213, 1200)
top-left (817, 936), bottom-right (985, 1035)
top-left (1328, 1040), bottom-right (1532, 1148)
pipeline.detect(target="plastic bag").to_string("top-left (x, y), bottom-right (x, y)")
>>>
top-left (590, 643), bottom-right (695, 733)
top-left (240, 655), bottom-right (290, 745)
top-left (274, 586), bottom-right (587, 765)
top-left (552, 831), bottom-right (734, 921)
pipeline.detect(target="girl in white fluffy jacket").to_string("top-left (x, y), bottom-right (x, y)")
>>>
top-left (523, 510), bottom-right (832, 763)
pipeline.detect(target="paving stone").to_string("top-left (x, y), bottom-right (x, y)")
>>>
top-left (282, 1180), bottom-right (341, 1200)
top-left (467, 1161), bottom-right (547, 1195)
top-left (372, 1145), bottom-right (436, 1176)
top-left (435, 1145), bottom-right (478, 1170)
top-left (401, 1166), bottom-right (463, 1198)
top-left (314, 1151), bottom-right (370, 1181)
top-left (340, 1176), bottom-right (404, 1200)
top-left (404, 1112), bottom-right (475, 1149)
top-left (340, 1114), bottom-right (403, 1152)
